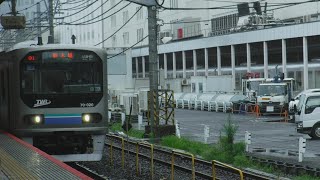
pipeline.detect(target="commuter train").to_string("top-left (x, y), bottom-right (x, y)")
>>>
top-left (0, 43), bottom-right (108, 162)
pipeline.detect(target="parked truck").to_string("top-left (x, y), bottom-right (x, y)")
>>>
top-left (256, 78), bottom-right (295, 113)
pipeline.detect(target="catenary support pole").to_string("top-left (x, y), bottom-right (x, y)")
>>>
top-left (148, 6), bottom-right (158, 141)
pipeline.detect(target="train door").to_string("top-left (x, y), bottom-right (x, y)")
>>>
top-left (0, 68), bottom-right (9, 130)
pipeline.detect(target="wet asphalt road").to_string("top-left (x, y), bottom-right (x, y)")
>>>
top-left (174, 109), bottom-right (320, 168)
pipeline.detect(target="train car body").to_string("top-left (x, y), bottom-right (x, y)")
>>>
top-left (0, 43), bottom-right (108, 162)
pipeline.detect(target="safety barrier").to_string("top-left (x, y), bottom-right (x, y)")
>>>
top-left (106, 135), bottom-right (253, 179)
top-left (171, 150), bottom-right (195, 180)
top-left (258, 104), bottom-right (289, 121)
top-left (108, 135), bottom-right (125, 168)
top-left (136, 142), bottom-right (154, 179)
top-left (212, 160), bottom-right (244, 180)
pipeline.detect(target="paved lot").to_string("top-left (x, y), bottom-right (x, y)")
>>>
top-left (175, 109), bottom-right (320, 168)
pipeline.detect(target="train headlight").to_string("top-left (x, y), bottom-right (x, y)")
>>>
top-left (81, 113), bottom-right (102, 123)
top-left (83, 114), bottom-right (91, 123)
top-left (24, 114), bottom-right (44, 125)
top-left (34, 115), bottom-right (42, 124)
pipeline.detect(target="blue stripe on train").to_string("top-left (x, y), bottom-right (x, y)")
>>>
top-left (44, 115), bottom-right (82, 125)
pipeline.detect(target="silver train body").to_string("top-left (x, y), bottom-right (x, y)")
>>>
top-left (0, 44), bottom-right (108, 162)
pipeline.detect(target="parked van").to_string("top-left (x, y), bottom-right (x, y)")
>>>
top-left (289, 88), bottom-right (320, 113)
top-left (296, 92), bottom-right (320, 139)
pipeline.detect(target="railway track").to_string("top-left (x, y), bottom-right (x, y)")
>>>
top-left (104, 134), bottom-right (273, 180)
top-left (67, 162), bottom-right (107, 180)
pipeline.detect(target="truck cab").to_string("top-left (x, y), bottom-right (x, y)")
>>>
top-left (257, 83), bottom-right (290, 113)
top-left (296, 92), bottom-right (320, 139)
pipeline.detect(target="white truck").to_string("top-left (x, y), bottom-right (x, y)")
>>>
top-left (242, 78), bottom-right (266, 102)
top-left (256, 78), bottom-right (295, 113)
top-left (296, 92), bottom-right (320, 139)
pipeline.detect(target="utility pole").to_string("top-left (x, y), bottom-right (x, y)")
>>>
top-left (101, 0), bottom-right (105, 48)
top-left (48, 0), bottom-right (54, 43)
top-left (37, 2), bottom-right (41, 37)
top-left (124, 0), bottom-right (158, 139)
top-left (11, 0), bottom-right (16, 15)
top-left (37, 2), bottom-right (43, 45)
top-left (148, 6), bottom-right (158, 140)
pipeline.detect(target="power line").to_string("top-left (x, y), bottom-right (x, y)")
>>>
top-left (94, 6), bottom-right (142, 46)
top-left (106, 35), bottom-right (149, 59)
top-left (63, 0), bottom-right (110, 24)
top-left (56, 0), bottom-right (98, 19)
top-left (155, 0), bottom-right (317, 11)
top-left (61, 2), bottom-right (131, 25)
top-left (60, 0), bottom-right (86, 5)
top-left (61, 0), bottom-right (125, 25)
top-left (59, 0), bottom-right (88, 10)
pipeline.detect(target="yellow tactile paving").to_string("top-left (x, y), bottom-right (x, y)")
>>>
top-left (0, 148), bottom-right (38, 180)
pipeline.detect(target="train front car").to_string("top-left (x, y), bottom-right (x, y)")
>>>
top-left (13, 45), bottom-right (107, 162)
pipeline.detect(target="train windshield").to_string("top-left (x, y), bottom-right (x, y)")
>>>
top-left (21, 50), bottom-right (103, 94)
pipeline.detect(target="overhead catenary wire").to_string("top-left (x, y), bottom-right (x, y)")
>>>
top-left (61, 2), bottom-right (131, 25)
top-left (94, 6), bottom-right (142, 46)
top-left (61, 0), bottom-right (110, 23)
top-left (59, 0), bottom-right (89, 11)
top-left (60, 0), bottom-right (87, 5)
top-left (106, 35), bottom-right (149, 59)
top-left (63, 0), bottom-right (112, 24)
top-left (155, 0), bottom-right (318, 11)
top-left (55, 0), bottom-right (99, 19)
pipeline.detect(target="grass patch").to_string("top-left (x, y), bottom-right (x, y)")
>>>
top-left (293, 175), bottom-right (320, 180)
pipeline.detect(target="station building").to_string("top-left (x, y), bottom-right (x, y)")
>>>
top-left (4, 0), bottom-right (320, 94)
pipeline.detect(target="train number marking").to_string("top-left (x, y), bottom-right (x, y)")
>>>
top-left (80, 103), bottom-right (94, 107)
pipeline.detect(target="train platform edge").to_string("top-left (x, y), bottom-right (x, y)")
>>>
top-left (0, 130), bottom-right (93, 180)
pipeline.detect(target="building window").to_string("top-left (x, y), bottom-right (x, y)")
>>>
top-left (92, 30), bottom-right (94, 40)
top-left (123, 10), bottom-right (128, 24)
top-left (123, 32), bottom-right (129, 45)
top-left (191, 83), bottom-right (196, 93)
top-left (111, 15), bottom-right (116, 27)
top-left (137, 28), bottom-right (143, 42)
top-left (136, 6), bottom-right (143, 20)
top-left (199, 83), bottom-right (203, 93)
top-left (112, 35), bottom-right (117, 47)
top-left (26, 12), bottom-right (29, 19)
top-left (170, 0), bottom-right (178, 8)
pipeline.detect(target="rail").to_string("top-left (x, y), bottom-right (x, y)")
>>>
top-left (212, 160), bottom-right (244, 180)
top-left (171, 150), bottom-right (195, 180)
